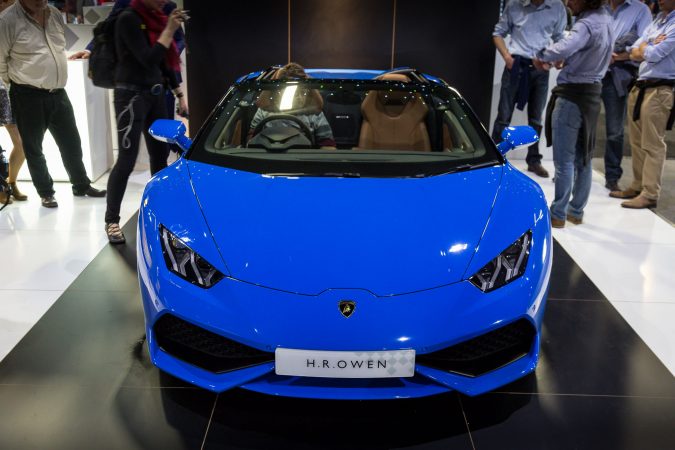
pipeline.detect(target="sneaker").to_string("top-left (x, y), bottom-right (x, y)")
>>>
top-left (9, 182), bottom-right (27, 201)
top-left (41, 196), bottom-right (58, 208)
top-left (604, 180), bottom-right (620, 192)
top-left (527, 164), bottom-right (549, 178)
top-left (105, 222), bottom-right (126, 244)
top-left (74, 186), bottom-right (107, 197)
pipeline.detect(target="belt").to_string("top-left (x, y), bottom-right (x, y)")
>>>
top-left (10, 82), bottom-right (63, 94)
top-left (632, 79), bottom-right (675, 130)
top-left (115, 83), bottom-right (163, 96)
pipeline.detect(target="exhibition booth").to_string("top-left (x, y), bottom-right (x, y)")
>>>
top-left (0, 1), bottom-right (673, 449)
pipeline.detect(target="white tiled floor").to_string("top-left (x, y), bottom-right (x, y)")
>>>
top-left (0, 171), bottom-right (148, 362)
top-left (512, 160), bottom-right (675, 376)
top-left (1, 161), bottom-right (674, 379)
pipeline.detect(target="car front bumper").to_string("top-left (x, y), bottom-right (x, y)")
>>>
top-left (138, 223), bottom-right (551, 399)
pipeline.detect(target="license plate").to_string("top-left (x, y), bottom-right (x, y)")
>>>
top-left (275, 348), bottom-right (415, 378)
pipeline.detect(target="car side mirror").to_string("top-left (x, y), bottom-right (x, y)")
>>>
top-left (496, 126), bottom-right (539, 155)
top-left (149, 119), bottom-right (192, 154)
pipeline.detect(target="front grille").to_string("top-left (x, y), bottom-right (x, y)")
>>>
top-left (417, 319), bottom-right (535, 377)
top-left (154, 314), bottom-right (274, 373)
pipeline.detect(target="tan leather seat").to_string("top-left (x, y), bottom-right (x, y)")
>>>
top-left (358, 73), bottom-right (431, 151)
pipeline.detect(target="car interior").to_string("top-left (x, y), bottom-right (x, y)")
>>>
top-left (211, 70), bottom-right (480, 155)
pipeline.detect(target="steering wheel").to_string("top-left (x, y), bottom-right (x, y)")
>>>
top-left (252, 114), bottom-right (315, 147)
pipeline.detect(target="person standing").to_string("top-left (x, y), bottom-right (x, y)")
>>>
top-left (534, 0), bottom-right (613, 228)
top-left (0, 0), bottom-right (27, 205)
top-left (103, 0), bottom-right (187, 244)
top-left (0, 0), bottom-right (106, 208)
top-left (492, 0), bottom-right (568, 178)
top-left (601, 0), bottom-right (652, 192)
top-left (611, 0), bottom-right (675, 208)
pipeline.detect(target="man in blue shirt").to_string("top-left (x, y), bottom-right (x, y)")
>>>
top-left (601, 0), bottom-right (652, 192)
top-left (492, 0), bottom-right (567, 178)
top-left (611, 0), bottom-right (675, 208)
top-left (534, 0), bottom-right (613, 228)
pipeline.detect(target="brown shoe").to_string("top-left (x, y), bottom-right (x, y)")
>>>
top-left (528, 164), bottom-right (550, 178)
top-left (9, 182), bottom-right (27, 201)
top-left (609, 188), bottom-right (640, 199)
top-left (0, 191), bottom-right (13, 205)
top-left (566, 214), bottom-right (583, 225)
top-left (621, 195), bottom-right (657, 209)
top-left (551, 217), bottom-right (565, 228)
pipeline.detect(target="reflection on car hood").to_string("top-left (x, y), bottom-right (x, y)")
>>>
top-left (187, 161), bottom-right (503, 296)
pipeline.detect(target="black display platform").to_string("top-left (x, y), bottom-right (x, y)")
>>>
top-left (0, 217), bottom-right (673, 449)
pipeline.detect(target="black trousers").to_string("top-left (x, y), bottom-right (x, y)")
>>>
top-left (105, 88), bottom-right (170, 223)
top-left (10, 85), bottom-right (91, 197)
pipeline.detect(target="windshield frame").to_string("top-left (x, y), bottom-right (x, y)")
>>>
top-left (187, 78), bottom-right (504, 177)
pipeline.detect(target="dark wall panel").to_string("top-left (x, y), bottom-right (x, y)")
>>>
top-left (291, 0), bottom-right (393, 69)
top-left (184, 0), bottom-right (288, 129)
top-left (185, 0), bottom-right (499, 131)
top-left (394, 0), bottom-right (500, 123)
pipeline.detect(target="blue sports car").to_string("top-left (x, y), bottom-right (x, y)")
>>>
top-left (139, 67), bottom-right (552, 399)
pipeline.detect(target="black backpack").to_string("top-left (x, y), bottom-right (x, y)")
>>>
top-left (88, 8), bottom-right (128, 89)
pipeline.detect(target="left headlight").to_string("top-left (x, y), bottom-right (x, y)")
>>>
top-left (160, 225), bottom-right (224, 288)
top-left (469, 231), bottom-right (531, 293)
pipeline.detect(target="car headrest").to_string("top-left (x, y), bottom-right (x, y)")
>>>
top-left (375, 73), bottom-right (411, 83)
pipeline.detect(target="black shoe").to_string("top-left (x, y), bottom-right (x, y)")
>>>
top-left (527, 164), bottom-right (550, 178)
top-left (74, 186), bottom-right (107, 197)
top-left (605, 180), bottom-right (620, 192)
top-left (41, 196), bottom-right (58, 208)
top-left (105, 222), bottom-right (126, 244)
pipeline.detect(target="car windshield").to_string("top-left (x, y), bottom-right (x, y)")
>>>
top-left (189, 76), bottom-right (502, 177)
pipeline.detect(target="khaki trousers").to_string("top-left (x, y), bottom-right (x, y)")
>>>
top-left (627, 85), bottom-right (674, 200)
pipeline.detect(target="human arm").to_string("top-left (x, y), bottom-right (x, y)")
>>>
top-left (642, 28), bottom-right (675, 64)
top-left (536, 21), bottom-right (591, 63)
top-left (551, 3), bottom-right (568, 43)
top-left (492, 3), bottom-right (514, 69)
top-left (0, 17), bottom-right (12, 86)
top-left (630, 36), bottom-right (648, 62)
top-left (116, 11), bottom-right (182, 70)
top-left (493, 36), bottom-right (514, 70)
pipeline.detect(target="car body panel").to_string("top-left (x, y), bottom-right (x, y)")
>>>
top-left (188, 160), bottom-right (502, 296)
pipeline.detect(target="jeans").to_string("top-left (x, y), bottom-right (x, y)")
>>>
top-left (601, 74), bottom-right (627, 183)
top-left (550, 98), bottom-right (593, 221)
top-left (105, 88), bottom-right (170, 223)
top-left (491, 65), bottom-right (549, 166)
top-left (9, 85), bottom-right (91, 197)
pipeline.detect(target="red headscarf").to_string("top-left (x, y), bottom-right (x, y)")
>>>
top-left (130, 0), bottom-right (181, 73)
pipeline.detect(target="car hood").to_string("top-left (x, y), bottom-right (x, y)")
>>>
top-left (187, 161), bottom-right (503, 296)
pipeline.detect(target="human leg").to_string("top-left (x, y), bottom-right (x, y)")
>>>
top-left (491, 68), bottom-right (518, 143)
top-left (550, 98), bottom-right (583, 221)
top-left (525, 69), bottom-right (549, 168)
top-left (47, 91), bottom-right (92, 194)
top-left (633, 86), bottom-right (672, 201)
top-left (568, 133), bottom-right (593, 219)
top-left (9, 88), bottom-right (53, 198)
top-left (5, 124), bottom-right (27, 200)
top-left (601, 76), bottom-right (627, 187)
top-left (143, 92), bottom-right (171, 176)
top-left (626, 87), bottom-right (644, 193)
top-left (105, 89), bottom-right (147, 226)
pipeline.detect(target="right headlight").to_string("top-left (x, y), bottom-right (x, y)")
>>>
top-left (160, 225), bottom-right (224, 288)
top-left (469, 231), bottom-right (531, 292)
